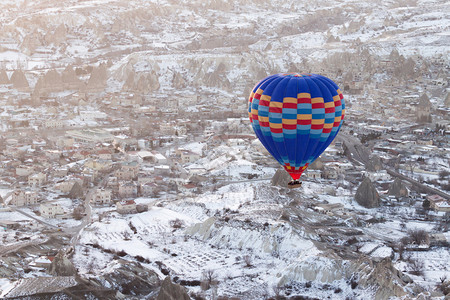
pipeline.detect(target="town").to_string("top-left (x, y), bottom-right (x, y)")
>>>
top-left (0, 0), bottom-right (449, 299)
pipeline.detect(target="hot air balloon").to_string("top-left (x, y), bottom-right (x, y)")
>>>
top-left (248, 73), bottom-right (345, 188)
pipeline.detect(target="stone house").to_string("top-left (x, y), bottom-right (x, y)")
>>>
top-left (28, 172), bottom-right (46, 187)
top-left (154, 165), bottom-right (171, 176)
top-left (45, 119), bottom-right (64, 129)
top-left (11, 190), bottom-right (39, 206)
top-left (180, 150), bottom-right (200, 164)
top-left (115, 161), bottom-right (139, 180)
top-left (54, 179), bottom-right (82, 193)
top-left (84, 159), bottom-right (113, 172)
top-left (16, 166), bottom-right (34, 177)
top-left (91, 188), bottom-right (112, 205)
top-left (305, 169), bottom-right (321, 179)
top-left (323, 167), bottom-right (339, 179)
top-left (40, 203), bottom-right (64, 218)
top-left (116, 199), bottom-right (136, 214)
top-left (97, 149), bottom-right (113, 160)
top-left (118, 182), bottom-right (138, 198)
top-left (428, 194), bottom-right (450, 212)
top-left (140, 182), bottom-right (158, 196)
top-left (30, 256), bottom-right (54, 268)
top-left (227, 138), bottom-right (246, 147)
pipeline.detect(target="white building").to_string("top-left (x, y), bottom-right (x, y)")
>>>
top-left (28, 172), bottom-right (46, 187)
top-left (116, 200), bottom-right (136, 214)
top-left (118, 182), bottom-right (138, 198)
top-left (180, 150), bottom-right (200, 164)
top-left (40, 203), bottom-right (64, 218)
top-left (11, 190), bottom-right (39, 206)
top-left (45, 119), bottom-right (64, 129)
top-left (16, 166), bottom-right (34, 177)
top-left (91, 189), bottom-right (112, 205)
top-left (306, 169), bottom-right (321, 179)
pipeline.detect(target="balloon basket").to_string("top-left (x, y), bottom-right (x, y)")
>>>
top-left (287, 180), bottom-right (302, 189)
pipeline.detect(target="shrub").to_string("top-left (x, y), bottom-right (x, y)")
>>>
top-left (409, 259), bottom-right (424, 276)
top-left (408, 229), bottom-right (429, 245)
top-left (169, 218), bottom-right (185, 229)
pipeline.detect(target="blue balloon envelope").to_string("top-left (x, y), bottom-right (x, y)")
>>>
top-left (248, 73), bottom-right (345, 180)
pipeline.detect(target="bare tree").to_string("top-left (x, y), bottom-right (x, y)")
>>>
top-left (201, 269), bottom-right (218, 290)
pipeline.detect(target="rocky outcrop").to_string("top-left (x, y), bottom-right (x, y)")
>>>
top-left (355, 177), bottom-right (380, 208)
top-left (86, 63), bottom-right (108, 92)
top-left (367, 155), bottom-right (383, 172)
top-left (309, 157), bottom-right (324, 170)
top-left (122, 71), bottom-right (160, 93)
top-left (10, 69), bottom-right (29, 91)
top-left (271, 168), bottom-right (292, 187)
top-left (279, 256), bottom-right (417, 300)
top-left (49, 251), bottom-right (77, 276)
top-left (61, 65), bottom-right (84, 90)
top-left (156, 276), bottom-right (190, 300)
top-left (21, 31), bottom-right (44, 55)
top-left (45, 23), bottom-right (67, 45)
top-left (172, 71), bottom-right (187, 89)
top-left (388, 178), bottom-right (408, 198)
top-left (186, 217), bottom-right (317, 259)
top-left (68, 182), bottom-right (83, 199)
top-left (37, 69), bottom-right (63, 94)
top-left (417, 93), bottom-right (432, 123)
top-left (357, 258), bottom-right (415, 300)
top-left (92, 259), bottom-right (160, 297)
top-left (0, 69), bottom-right (9, 84)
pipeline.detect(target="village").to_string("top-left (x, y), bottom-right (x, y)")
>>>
top-left (0, 0), bottom-right (449, 298)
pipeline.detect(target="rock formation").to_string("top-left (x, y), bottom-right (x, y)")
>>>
top-left (86, 63), bottom-right (108, 92)
top-left (355, 177), bottom-right (380, 208)
top-left (45, 23), bottom-right (67, 45)
top-left (0, 69), bottom-right (9, 84)
top-left (367, 155), bottom-right (383, 172)
top-left (271, 168), bottom-right (292, 187)
top-left (309, 157), bottom-right (324, 170)
top-left (416, 93), bottom-right (432, 123)
top-left (41, 69), bottom-right (63, 93)
top-left (48, 251), bottom-right (77, 276)
top-left (122, 71), bottom-right (160, 93)
top-left (156, 276), bottom-right (190, 300)
top-left (10, 69), bottom-right (29, 91)
top-left (172, 71), bottom-right (187, 89)
top-left (388, 178), bottom-right (408, 198)
top-left (93, 259), bottom-right (160, 297)
top-left (21, 31), bottom-right (44, 55)
top-left (61, 65), bottom-right (84, 90)
top-left (68, 182), bottom-right (83, 199)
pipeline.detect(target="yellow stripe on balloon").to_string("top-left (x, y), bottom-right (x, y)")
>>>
top-left (298, 114), bottom-right (312, 120)
top-left (261, 94), bottom-right (271, 101)
top-left (297, 93), bottom-right (311, 98)
top-left (270, 123), bottom-right (282, 129)
top-left (311, 119), bottom-right (325, 125)
top-left (283, 97), bottom-right (297, 104)
top-left (270, 102), bottom-right (283, 108)
top-left (282, 119), bottom-right (297, 125)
